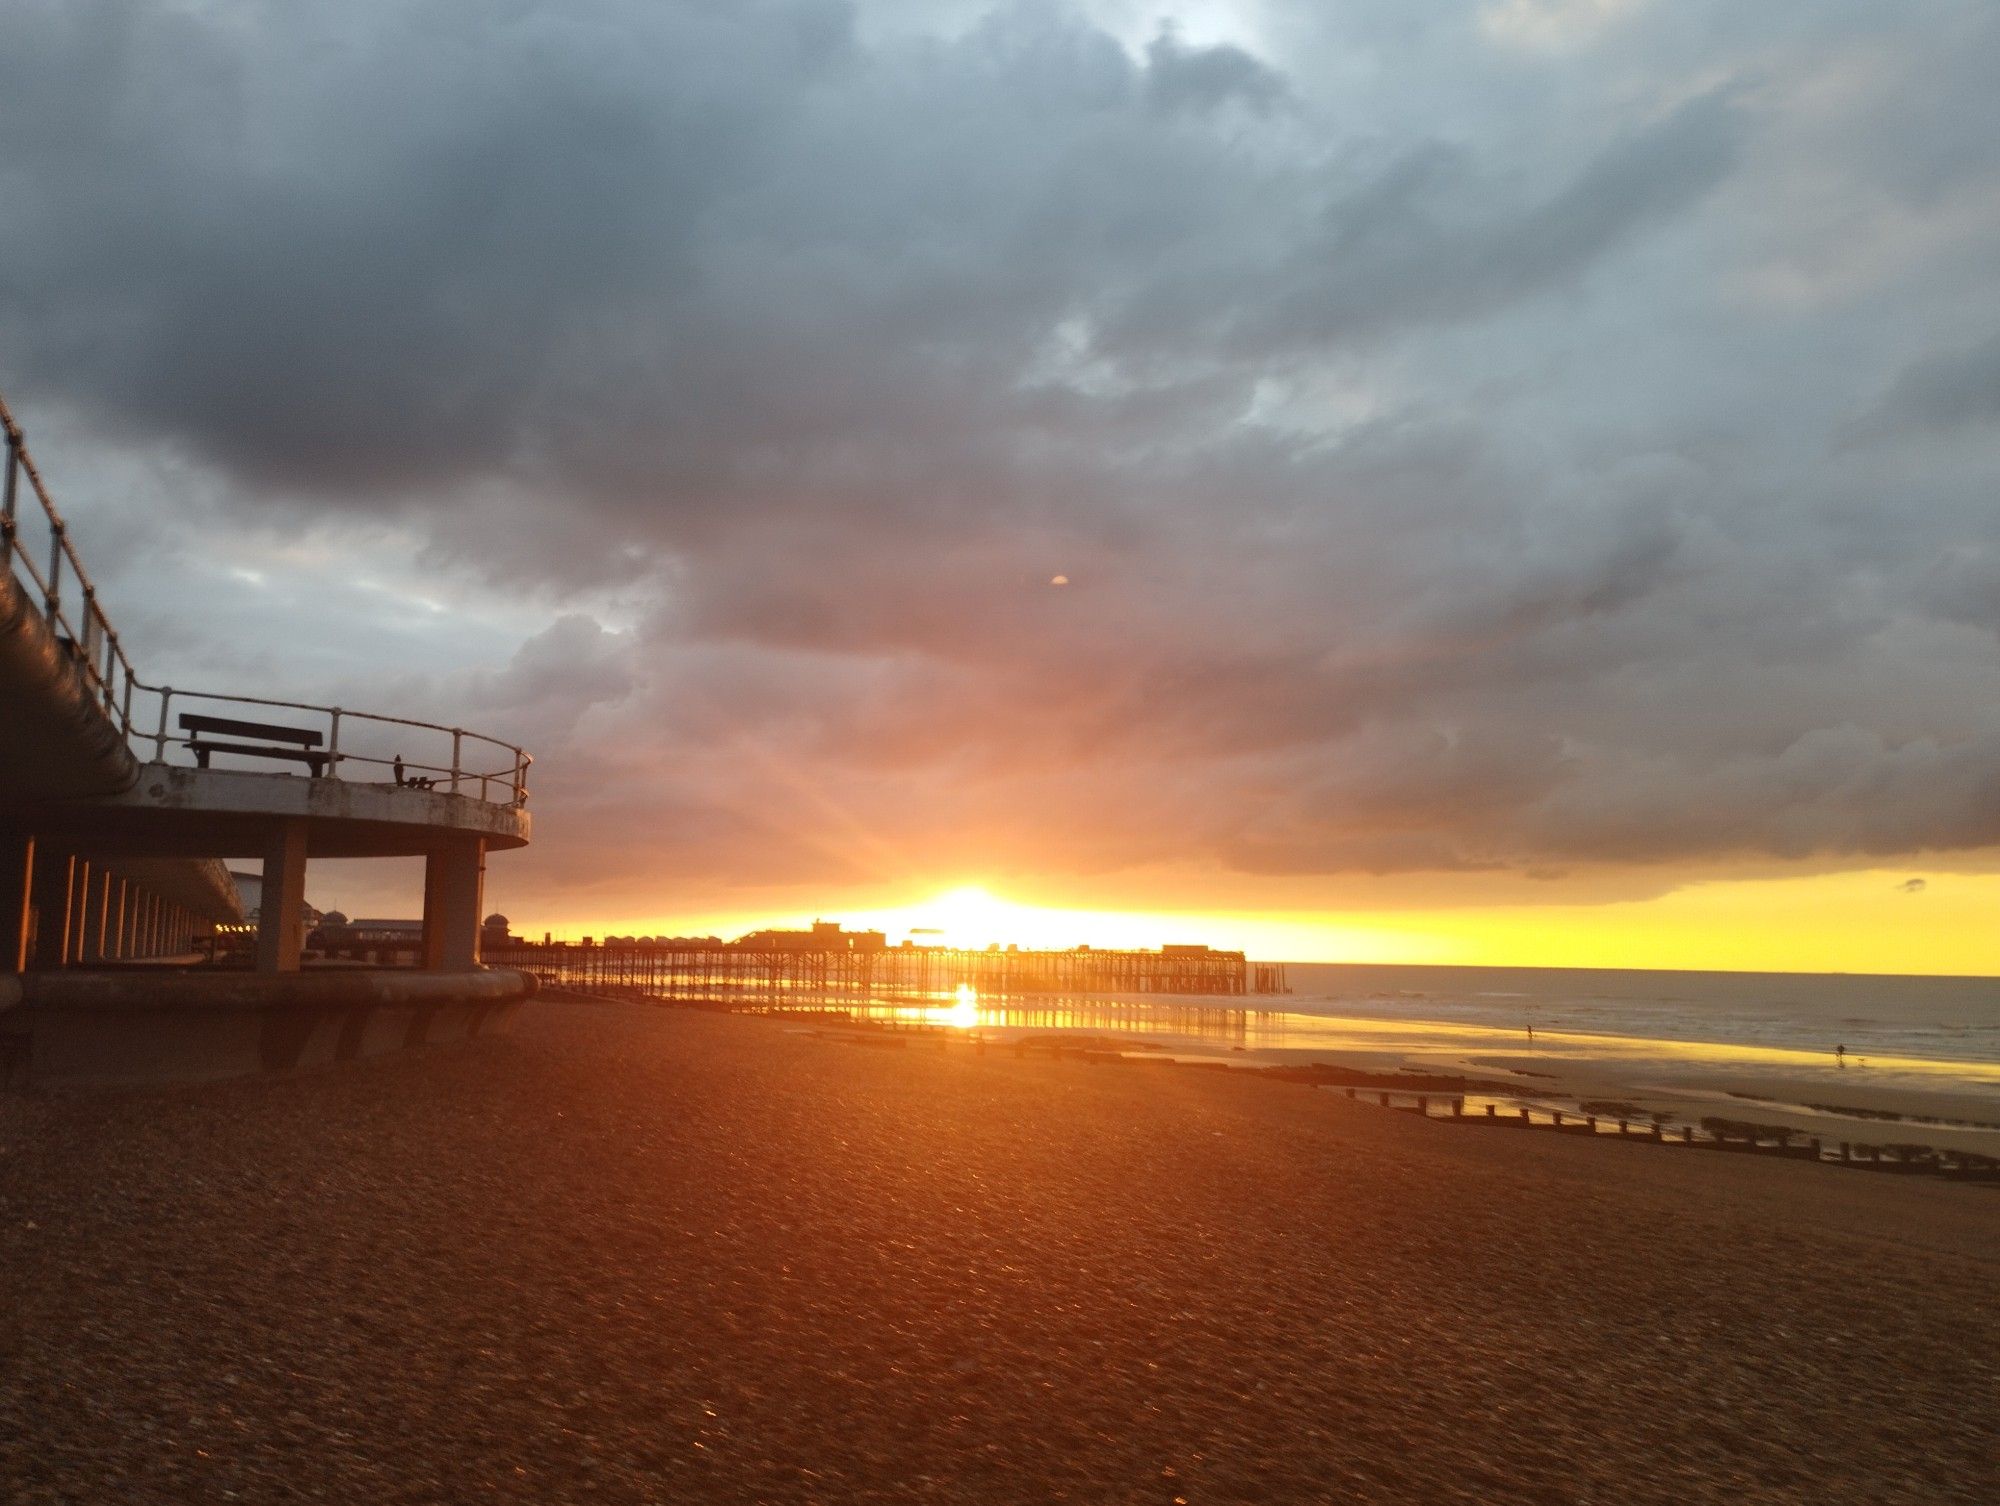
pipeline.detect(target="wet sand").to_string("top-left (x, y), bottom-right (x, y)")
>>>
top-left (2, 1000), bottom-right (1995, 1504)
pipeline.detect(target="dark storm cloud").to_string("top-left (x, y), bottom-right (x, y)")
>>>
top-left (5, 0), bottom-right (2000, 897)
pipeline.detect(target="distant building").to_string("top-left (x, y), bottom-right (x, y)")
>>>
top-left (226, 869), bottom-right (322, 959)
top-left (229, 869), bottom-right (324, 932)
top-left (311, 917), bottom-right (421, 946)
top-left (735, 920), bottom-right (886, 953)
top-left (481, 912), bottom-right (515, 949)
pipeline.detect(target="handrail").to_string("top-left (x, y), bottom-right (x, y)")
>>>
top-left (137, 680), bottom-right (533, 808)
top-left (1, 390), bottom-right (144, 731)
top-left (1, 385), bottom-right (532, 809)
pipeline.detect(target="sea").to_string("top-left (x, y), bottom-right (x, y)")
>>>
top-left (841, 961), bottom-right (2000, 1140)
top-left (1276, 963), bottom-right (2000, 1069)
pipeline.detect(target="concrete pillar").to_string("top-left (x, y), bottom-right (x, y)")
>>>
top-left (81, 867), bottom-right (110, 963)
top-left (422, 838), bottom-right (485, 970)
top-left (255, 820), bottom-right (308, 974)
top-left (0, 831), bottom-right (32, 974)
top-left (66, 860), bottom-right (87, 964)
top-left (32, 851), bottom-right (74, 969)
top-left (95, 871), bottom-right (113, 962)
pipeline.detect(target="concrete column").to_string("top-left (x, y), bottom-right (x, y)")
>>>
top-left (66, 860), bottom-right (87, 964)
top-left (421, 838), bottom-right (485, 971)
top-left (0, 831), bottom-right (32, 974)
top-left (95, 871), bottom-right (112, 962)
top-left (255, 820), bottom-right (308, 974)
top-left (32, 851), bottom-right (74, 969)
top-left (81, 867), bottom-right (110, 963)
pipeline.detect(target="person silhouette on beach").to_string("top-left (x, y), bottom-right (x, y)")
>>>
top-left (1836, 1043), bottom-right (1846, 1067)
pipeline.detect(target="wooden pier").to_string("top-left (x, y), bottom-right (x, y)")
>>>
top-left (489, 939), bottom-right (1282, 1009)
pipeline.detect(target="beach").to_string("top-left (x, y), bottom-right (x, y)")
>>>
top-left (2, 999), bottom-right (1995, 1504)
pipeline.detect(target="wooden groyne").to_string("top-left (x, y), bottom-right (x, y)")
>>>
top-left (489, 940), bottom-right (1283, 1007)
top-left (1350, 1089), bottom-right (2000, 1183)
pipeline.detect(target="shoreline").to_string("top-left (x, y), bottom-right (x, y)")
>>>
top-left (752, 991), bottom-right (2000, 1158)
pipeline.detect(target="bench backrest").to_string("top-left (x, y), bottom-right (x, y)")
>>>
top-left (179, 713), bottom-right (324, 747)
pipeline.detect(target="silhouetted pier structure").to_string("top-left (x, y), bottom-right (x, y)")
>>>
top-left (491, 939), bottom-right (1284, 1012)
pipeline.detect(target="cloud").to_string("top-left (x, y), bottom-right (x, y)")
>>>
top-left (3, 0), bottom-right (1999, 910)
top-left (1854, 332), bottom-right (2000, 442)
top-left (1896, 877), bottom-right (1927, 894)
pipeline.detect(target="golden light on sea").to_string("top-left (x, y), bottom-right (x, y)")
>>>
top-left (944, 983), bottom-right (979, 1030)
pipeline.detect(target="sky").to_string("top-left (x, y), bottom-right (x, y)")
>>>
top-left (4, 0), bottom-right (2000, 970)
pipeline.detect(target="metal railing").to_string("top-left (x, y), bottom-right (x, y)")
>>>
top-left (1, 389), bottom-right (532, 809)
top-left (140, 683), bottom-right (532, 807)
top-left (1, 391), bottom-right (144, 732)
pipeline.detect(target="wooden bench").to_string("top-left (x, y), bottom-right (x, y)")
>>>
top-left (180, 713), bottom-right (328, 777)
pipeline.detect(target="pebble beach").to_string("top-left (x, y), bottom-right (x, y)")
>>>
top-left (2, 1000), bottom-right (1995, 1504)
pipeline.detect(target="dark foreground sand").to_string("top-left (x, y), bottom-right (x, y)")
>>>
top-left (1, 1002), bottom-right (1994, 1505)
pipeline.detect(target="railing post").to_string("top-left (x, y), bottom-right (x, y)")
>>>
top-left (46, 522), bottom-right (62, 619)
top-left (154, 688), bottom-right (172, 762)
top-left (1, 428), bottom-right (17, 530)
top-left (99, 624), bottom-right (117, 709)
top-left (120, 665), bottom-right (134, 734)
top-left (450, 728), bottom-right (463, 794)
top-left (327, 708), bottom-right (341, 778)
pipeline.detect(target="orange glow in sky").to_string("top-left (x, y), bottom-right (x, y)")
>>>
top-left (518, 866), bottom-right (2000, 977)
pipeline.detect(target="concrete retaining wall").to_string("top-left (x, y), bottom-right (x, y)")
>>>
top-left (0, 967), bottom-right (534, 1088)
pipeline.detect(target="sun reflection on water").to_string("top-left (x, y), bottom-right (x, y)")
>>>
top-left (943, 983), bottom-right (980, 1030)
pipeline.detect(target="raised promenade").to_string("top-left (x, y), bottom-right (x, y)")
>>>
top-left (0, 388), bottom-right (535, 1083)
